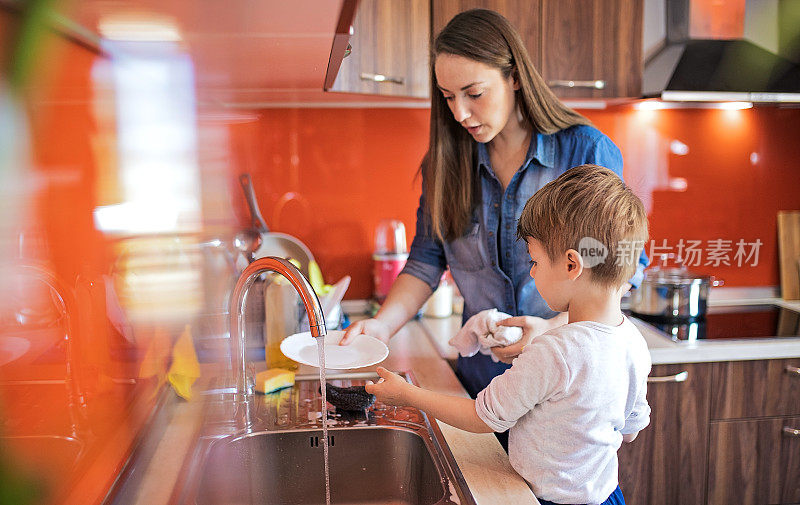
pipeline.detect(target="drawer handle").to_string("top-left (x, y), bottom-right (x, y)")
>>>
top-left (786, 366), bottom-right (800, 377)
top-left (547, 79), bottom-right (605, 89)
top-left (360, 73), bottom-right (405, 85)
top-left (783, 427), bottom-right (800, 438)
top-left (648, 371), bottom-right (688, 383)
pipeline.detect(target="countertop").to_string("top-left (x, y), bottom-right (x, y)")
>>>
top-left (130, 318), bottom-right (540, 505)
top-left (421, 298), bottom-right (800, 366)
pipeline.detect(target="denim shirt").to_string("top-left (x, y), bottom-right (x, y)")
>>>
top-left (400, 125), bottom-right (648, 396)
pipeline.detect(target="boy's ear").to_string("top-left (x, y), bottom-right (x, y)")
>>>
top-left (564, 249), bottom-right (584, 280)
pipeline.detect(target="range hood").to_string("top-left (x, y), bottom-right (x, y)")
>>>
top-left (643, 0), bottom-right (800, 103)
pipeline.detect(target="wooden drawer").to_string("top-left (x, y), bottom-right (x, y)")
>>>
top-left (711, 359), bottom-right (800, 420)
top-left (708, 416), bottom-right (800, 505)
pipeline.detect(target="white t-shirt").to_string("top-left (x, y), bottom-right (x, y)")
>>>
top-left (475, 316), bottom-right (651, 505)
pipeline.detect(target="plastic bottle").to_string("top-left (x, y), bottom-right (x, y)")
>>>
top-left (422, 272), bottom-right (454, 318)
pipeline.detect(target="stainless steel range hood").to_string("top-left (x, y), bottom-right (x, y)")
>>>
top-left (643, 0), bottom-right (800, 103)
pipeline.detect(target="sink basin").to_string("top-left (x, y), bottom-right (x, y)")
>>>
top-left (170, 372), bottom-right (473, 505)
top-left (195, 427), bottom-right (444, 505)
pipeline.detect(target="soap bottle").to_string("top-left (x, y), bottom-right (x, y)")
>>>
top-left (264, 273), bottom-right (300, 370)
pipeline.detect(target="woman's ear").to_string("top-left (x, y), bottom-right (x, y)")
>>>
top-left (511, 67), bottom-right (521, 91)
top-left (564, 249), bottom-right (584, 280)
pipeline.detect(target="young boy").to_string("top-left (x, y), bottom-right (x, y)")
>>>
top-left (365, 164), bottom-right (651, 505)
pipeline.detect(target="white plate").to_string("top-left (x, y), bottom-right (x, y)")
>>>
top-left (280, 330), bottom-right (388, 370)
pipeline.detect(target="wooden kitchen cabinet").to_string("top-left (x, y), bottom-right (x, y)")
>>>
top-left (539, 0), bottom-right (642, 99)
top-left (707, 416), bottom-right (800, 505)
top-left (432, 0), bottom-right (642, 99)
top-left (333, 0), bottom-right (642, 100)
top-left (431, 1), bottom-right (543, 69)
top-left (706, 359), bottom-right (800, 505)
top-left (329, 0), bottom-right (430, 98)
top-left (710, 358), bottom-right (800, 420)
top-left (618, 363), bottom-right (713, 505)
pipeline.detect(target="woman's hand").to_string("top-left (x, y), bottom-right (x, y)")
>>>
top-left (365, 366), bottom-right (411, 406)
top-left (339, 317), bottom-right (392, 345)
top-left (490, 315), bottom-right (555, 364)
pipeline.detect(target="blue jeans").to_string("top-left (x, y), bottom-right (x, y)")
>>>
top-left (537, 485), bottom-right (625, 505)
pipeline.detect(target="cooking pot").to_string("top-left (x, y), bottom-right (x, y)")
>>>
top-left (629, 265), bottom-right (723, 322)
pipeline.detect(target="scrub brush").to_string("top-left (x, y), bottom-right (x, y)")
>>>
top-left (320, 383), bottom-right (376, 411)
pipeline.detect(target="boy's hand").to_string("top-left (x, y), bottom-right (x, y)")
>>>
top-left (491, 315), bottom-right (553, 364)
top-left (365, 366), bottom-right (411, 406)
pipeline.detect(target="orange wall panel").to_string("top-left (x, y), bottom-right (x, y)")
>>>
top-left (235, 105), bottom-right (800, 298)
top-left (228, 109), bottom-right (429, 299)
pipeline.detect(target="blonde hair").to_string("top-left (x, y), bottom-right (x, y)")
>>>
top-left (517, 164), bottom-right (649, 287)
top-left (425, 9), bottom-right (592, 242)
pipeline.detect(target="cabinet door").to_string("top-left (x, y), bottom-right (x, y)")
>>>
top-left (618, 363), bottom-right (712, 505)
top-left (711, 358), bottom-right (800, 420)
top-left (708, 416), bottom-right (800, 504)
top-left (431, 0), bottom-right (542, 70)
top-left (330, 0), bottom-right (430, 98)
top-left (539, 0), bottom-right (642, 98)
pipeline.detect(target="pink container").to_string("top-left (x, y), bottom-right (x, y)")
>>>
top-left (372, 253), bottom-right (408, 303)
top-left (372, 219), bottom-right (409, 303)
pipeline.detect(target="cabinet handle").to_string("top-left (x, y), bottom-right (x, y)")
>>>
top-left (547, 79), bottom-right (605, 90)
top-left (783, 427), bottom-right (800, 437)
top-left (786, 366), bottom-right (800, 377)
top-left (360, 73), bottom-right (405, 85)
top-left (647, 371), bottom-right (688, 383)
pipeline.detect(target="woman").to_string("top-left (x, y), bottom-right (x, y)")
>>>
top-left (342, 9), bottom-right (645, 398)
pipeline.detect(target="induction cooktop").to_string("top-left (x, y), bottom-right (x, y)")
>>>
top-left (627, 304), bottom-right (800, 342)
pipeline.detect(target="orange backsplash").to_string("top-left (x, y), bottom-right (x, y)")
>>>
top-left (232, 104), bottom-right (800, 299)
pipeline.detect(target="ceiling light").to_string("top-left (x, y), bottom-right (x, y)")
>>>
top-left (716, 102), bottom-right (753, 110)
top-left (634, 100), bottom-right (667, 111)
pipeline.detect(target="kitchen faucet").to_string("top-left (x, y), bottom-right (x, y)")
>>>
top-left (229, 256), bottom-right (326, 403)
top-left (6, 263), bottom-right (89, 438)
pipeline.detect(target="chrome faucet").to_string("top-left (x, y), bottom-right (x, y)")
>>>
top-left (6, 263), bottom-right (89, 438)
top-left (229, 256), bottom-right (326, 399)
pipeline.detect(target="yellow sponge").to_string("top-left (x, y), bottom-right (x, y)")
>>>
top-left (255, 368), bottom-right (295, 394)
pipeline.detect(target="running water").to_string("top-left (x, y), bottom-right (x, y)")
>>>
top-left (317, 337), bottom-right (331, 505)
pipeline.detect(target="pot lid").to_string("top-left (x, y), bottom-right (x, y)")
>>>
top-left (645, 266), bottom-right (713, 284)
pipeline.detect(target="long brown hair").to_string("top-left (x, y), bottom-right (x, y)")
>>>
top-left (426, 9), bottom-right (592, 242)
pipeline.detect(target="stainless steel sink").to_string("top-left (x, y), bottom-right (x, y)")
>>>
top-left (194, 427), bottom-right (445, 505)
top-left (171, 372), bottom-right (473, 505)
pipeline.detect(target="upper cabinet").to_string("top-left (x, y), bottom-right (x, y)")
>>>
top-left (539, 0), bottom-right (643, 99)
top-left (432, 0), bottom-right (643, 99)
top-left (431, 0), bottom-right (544, 70)
top-left (328, 0), bottom-right (431, 98)
top-left (331, 0), bottom-right (643, 100)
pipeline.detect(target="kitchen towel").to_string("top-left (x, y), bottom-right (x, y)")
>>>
top-left (449, 308), bottom-right (523, 362)
top-left (168, 325), bottom-right (201, 401)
